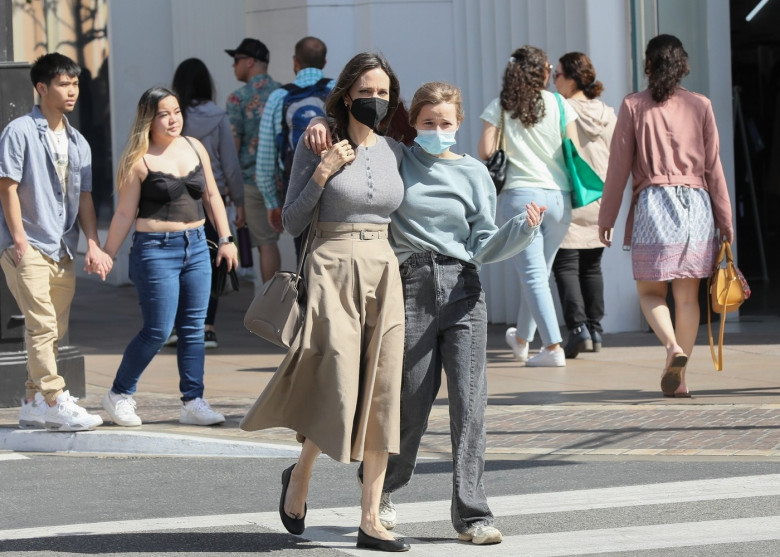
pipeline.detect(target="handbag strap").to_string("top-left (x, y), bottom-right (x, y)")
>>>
top-left (707, 274), bottom-right (732, 372)
top-left (494, 110), bottom-right (506, 152)
top-left (293, 203), bottom-right (320, 285)
top-left (707, 238), bottom-right (735, 372)
top-left (554, 92), bottom-right (566, 138)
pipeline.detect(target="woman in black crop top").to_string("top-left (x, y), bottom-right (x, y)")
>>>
top-left (101, 87), bottom-right (238, 427)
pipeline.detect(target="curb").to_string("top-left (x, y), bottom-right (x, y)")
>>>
top-left (0, 428), bottom-right (302, 458)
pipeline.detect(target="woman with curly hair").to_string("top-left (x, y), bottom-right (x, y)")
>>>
top-left (479, 45), bottom-right (578, 367)
top-left (598, 35), bottom-right (733, 397)
top-left (551, 52), bottom-right (617, 359)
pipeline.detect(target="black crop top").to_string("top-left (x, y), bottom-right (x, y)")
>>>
top-left (137, 137), bottom-right (207, 222)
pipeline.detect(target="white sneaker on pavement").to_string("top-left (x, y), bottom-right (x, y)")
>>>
top-left (102, 390), bottom-right (142, 426)
top-left (356, 471), bottom-right (397, 530)
top-left (44, 390), bottom-right (103, 431)
top-left (457, 524), bottom-right (503, 545)
top-left (179, 397), bottom-right (225, 425)
top-left (525, 346), bottom-right (566, 367)
top-left (18, 393), bottom-right (46, 429)
top-left (504, 327), bottom-right (529, 361)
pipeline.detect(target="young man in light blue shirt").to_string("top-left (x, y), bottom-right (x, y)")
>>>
top-left (0, 53), bottom-right (111, 431)
top-left (255, 36), bottom-right (333, 257)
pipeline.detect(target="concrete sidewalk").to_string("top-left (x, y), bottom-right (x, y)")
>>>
top-left (1, 277), bottom-right (779, 458)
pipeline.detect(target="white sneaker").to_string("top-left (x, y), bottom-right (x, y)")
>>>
top-left (180, 397), bottom-right (225, 425)
top-left (44, 390), bottom-right (103, 431)
top-left (504, 327), bottom-right (528, 361)
top-left (525, 346), bottom-right (566, 367)
top-left (356, 471), bottom-right (397, 530)
top-left (458, 524), bottom-right (503, 545)
top-left (102, 390), bottom-right (142, 427)
top-left (19, 393), bottom-right (46, 429)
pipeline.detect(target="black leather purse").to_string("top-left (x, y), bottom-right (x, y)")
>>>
top-left (208, 240), bottom-right (239, 297)
top-left (485, 110), bottom-right (507, 194)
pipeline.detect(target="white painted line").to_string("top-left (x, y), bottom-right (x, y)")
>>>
top-left (0, 453), bottom-right (28, 461)
top-left (0, 429), bottom-right (301, 458)
top-left (487, 516), bottom-right (780, 557)
top-left (2, 474), bottom-right (778, 542)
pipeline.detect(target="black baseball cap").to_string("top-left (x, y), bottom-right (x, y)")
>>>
top-left (225, 38), bottom-right (269, 63)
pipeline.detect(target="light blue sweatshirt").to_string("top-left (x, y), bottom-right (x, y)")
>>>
top-left (391, 144), bottom-right (538, 270)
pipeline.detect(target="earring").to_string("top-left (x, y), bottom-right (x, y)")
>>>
top-left (344, 100), bottom-right (349, 108)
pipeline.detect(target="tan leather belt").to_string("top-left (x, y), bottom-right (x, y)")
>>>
top-left (315, 229), bottom-right (388, 240)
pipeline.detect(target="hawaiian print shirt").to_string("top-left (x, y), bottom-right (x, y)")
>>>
top-left (226, 73), bottom-right (281, 188)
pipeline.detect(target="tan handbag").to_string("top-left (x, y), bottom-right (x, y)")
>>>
top-left (243, 206), bottom-right (318, 349)
top-left (707, 239), bottom-right (750, 371)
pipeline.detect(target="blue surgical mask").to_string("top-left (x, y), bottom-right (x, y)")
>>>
top-left (414, 129), bottom-right (457, 155)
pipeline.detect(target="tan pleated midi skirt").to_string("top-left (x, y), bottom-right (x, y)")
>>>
top-left (240, 222), bottom-right (404, 463)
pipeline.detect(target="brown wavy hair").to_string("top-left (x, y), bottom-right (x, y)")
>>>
top-left (500, 46), bottom-right (549, 127)
top-left (558, 52), bottom-right (604, 99)
top-left (324, 52), bottom-right (400, 143)
top-left (644, 34), bottom-right (690, 103)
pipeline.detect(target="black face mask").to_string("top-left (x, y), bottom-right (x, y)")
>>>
top-left (349, 97), bottom-right (389, 130)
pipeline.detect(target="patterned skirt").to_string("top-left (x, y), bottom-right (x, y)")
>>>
top-left (631, 185), bottom-right (718, 281)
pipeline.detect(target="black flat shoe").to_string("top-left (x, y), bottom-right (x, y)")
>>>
top-left (356, 527), bottom-right (410, 552)
top-left (279, 464), bottom-right (306, 535)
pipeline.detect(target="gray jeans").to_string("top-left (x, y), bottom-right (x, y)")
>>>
top-left (379, 252), bottom-right (493, 532)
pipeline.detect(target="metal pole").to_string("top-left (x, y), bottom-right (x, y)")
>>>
top-left (0, 0), bottom-right (12, 62)
top-left (732, 86), bottom-right (770, 283)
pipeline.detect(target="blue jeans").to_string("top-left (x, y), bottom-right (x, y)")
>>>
top-left (112, 227), bottom-right (211, 400)
top-left (379, 252), bottom-right (493, 532)
top-left (497, 187), bottom-right (571, 346)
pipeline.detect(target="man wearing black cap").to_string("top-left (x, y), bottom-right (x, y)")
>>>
top-left (225, 38), bottom-right (281, 291)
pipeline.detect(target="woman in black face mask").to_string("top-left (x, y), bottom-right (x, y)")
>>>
top-left (240, 53), bottom-right (410, 552)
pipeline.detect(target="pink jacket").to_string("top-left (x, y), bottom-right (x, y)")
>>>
top-left (598, 88), bottom-right (733, 246)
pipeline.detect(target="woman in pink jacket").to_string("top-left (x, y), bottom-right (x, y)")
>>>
top-left (598, 35), bottom-right (733, 397)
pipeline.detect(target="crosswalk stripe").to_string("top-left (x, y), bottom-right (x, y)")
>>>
top-left (0, 453), bottom-right (28, 461)
top-left (1, 473), bottom-right (778, 555)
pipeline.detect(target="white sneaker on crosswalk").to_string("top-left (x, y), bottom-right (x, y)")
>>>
top-left (505, 327), bottom-right (529, 361)
top-left (179, 397), bottom-right (225, 425)
top-left (356, 471), bottom-right (397, 530)
top-left (18, 392), bottom-right (46, 429)
top-left (102, 390), bottom-right (142, 427)
top-left (44, 390), bottom-right (103, 431)
top-left (457, 524), bottom-right (503, 545)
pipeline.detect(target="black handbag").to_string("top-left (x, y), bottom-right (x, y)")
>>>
top-left (485, 110), bottom-right (507, 194)
top-left (208, 240), bottom-right (239, 297)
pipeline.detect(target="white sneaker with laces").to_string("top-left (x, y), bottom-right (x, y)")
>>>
top-left (525, 346), bottom-right (566, 367)
top-left (356, 471), bottom-right (397, 530)
top-left (504, 327), bottom-right (529, 361)
top-left (180, 397), bottom-right (225, 425)
top-left (102, 390), bottom-right (142, 426)
top-left (19, 393), bottom-right (46, 429)
top-left (44, 390), bottom-right (103, 431)
top-left (457, 524), bottom-right (503, 545)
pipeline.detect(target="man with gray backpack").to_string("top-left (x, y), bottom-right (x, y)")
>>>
top-left (256, 36), bottom-right (333, 260)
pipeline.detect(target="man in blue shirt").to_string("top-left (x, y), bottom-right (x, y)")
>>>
top-left (256, 37), bottom-right (333, 243)
top-left (0, 53), bottom-right (111, 431)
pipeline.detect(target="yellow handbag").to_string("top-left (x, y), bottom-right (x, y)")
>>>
top-left (707, 240), bottom-right (750, 371)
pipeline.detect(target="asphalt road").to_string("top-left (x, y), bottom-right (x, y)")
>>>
top-left (2, 454), bottom-right (780, 556)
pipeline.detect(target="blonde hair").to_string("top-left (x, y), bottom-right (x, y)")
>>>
top-left (408, 82), bottom-right (464, 127)
top-left (116, 87), bottom-right (178, 189)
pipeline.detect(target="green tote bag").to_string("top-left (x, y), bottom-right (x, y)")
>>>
top-left (555, 93), bottom-right (604, 208)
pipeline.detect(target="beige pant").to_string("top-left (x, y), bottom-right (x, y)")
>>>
top-left (1, 247), bottom-right (75, 403)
